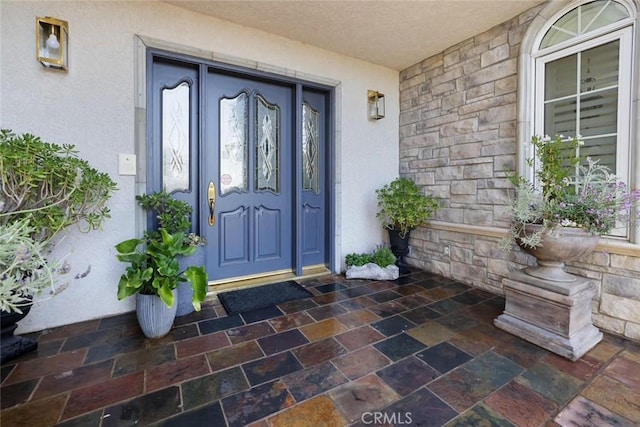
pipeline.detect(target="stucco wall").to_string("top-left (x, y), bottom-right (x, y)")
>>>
top-left (1, 1), bottom-right (400, 333)
top-left (399, 2), bottom-right (640, 341)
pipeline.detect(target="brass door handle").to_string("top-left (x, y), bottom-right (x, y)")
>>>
top-left (208, 181), bottom-right (216, 226)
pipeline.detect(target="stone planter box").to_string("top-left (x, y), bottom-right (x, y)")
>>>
top-left (346, 263), bottom-right (399, 280)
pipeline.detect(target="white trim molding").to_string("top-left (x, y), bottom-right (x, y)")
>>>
top-left (517, 0), bottom-right (640, 244)
top-left (427, 221), bottom-right (640, 257)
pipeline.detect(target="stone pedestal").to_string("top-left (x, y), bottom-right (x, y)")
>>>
top-left (494, 269), bottom-right (602, 361)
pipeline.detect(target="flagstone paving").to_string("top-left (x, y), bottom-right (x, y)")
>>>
top-left (2, 270), bottom-right (639, 426)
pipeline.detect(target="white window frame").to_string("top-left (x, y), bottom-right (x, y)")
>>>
top-left (518, 0), bottom-right (639, 245)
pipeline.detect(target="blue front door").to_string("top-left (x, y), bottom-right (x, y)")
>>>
top-left (149, 54), bottom-right (331, 283)
top-left (204, 71), bottom-right (293, 280)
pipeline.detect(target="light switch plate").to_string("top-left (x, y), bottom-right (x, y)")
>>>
top-left (118, 154), bottom-right (137, 176)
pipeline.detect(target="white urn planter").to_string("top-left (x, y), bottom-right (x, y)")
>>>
top-left (517, 225), bottom-right (600, 283)
top-left (136, 289), bottom-right (178, 339)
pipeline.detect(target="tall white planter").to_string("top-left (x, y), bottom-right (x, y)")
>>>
top-left (136, 290), bottom-right (178, 339)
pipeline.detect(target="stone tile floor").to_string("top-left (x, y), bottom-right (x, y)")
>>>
top-left (2, 270), bottom-right (640, 426)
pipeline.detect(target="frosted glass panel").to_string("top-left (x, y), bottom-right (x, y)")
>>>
top-left (545, 54), bottom-right (577, 100)
top-left (544, 98), bottom-right (577, 137)
top-left (581, 90), bottom-right (618, 136)
top-left (581, 135), bottom-right (617, 170)
top-left (220, 92), bottom-right (248, 195)
top-left (162, 82), bottom-right (190, 193)
top-left (580, 41), bottom-right (619, 93)
top-left (541, 1), bottom-right (629, 49)
top-left (303, 102), bottom-right (320, 193)
top-left (255, 94), bottom-right (279, 193)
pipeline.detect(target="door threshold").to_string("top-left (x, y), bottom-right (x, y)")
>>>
top-left (207, 265), bottom-right (332, 297)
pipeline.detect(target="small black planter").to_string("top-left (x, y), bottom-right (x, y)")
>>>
top-left (1, 299), bottom-right (38, 364)
top-left (387, 228), bottom-right (411, 275)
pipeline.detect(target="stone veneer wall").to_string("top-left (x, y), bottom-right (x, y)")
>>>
top-left (399, 2), bottom-right (640, 341)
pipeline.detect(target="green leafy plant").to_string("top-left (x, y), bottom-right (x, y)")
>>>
top-left (0, 129), bottom-right (117, 241)
top-left (1, 220), bottom-right (56, 313)
top-left (527, 134), bottom-right (581, 201)
top-left (376, 177), bottom-right (440, 238)
top-left (0, 129), bottom-right (116, 313)
top-left (136, 191), bottom-right (191, 235)
top-left (502, 134), bottom-right (640, 249)
top-left (136, 191), bottom-right (206, 248)
top-left (115, 229), bottom-right (207, 310)
top-left (370, 246), bottom-right (397, 267)
top-left (118, 191), bottom-right (208, 311)
top-left (345, 246), bottom-right (396, 268)
top-left (345, 252), bottom-right (370, 267)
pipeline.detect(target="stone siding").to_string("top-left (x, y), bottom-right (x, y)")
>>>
top-left (399, 3), bottom-right (640, 341)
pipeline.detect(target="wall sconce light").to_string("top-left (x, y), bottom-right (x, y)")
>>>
top-left (367, 90), bottom-right (385, 120)
top-left (36, 17), bottom-right (68, 70)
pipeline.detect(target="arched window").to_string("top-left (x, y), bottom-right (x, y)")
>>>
top-left (522, 0), bottom-right (637, 240)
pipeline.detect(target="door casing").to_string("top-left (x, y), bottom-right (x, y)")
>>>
top-left (144, 48), bottom-right (336, 283)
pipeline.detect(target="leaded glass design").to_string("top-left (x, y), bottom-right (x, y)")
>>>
top-left (162, 82), bottom-right (190, 193)
top-left (220, 92), bottom-right (249, 195)
top-left (540, 1), bottom-right (629, 49)
top-left (302, 102), bottom-right (320, 193)
top-left (255, 94), bottom-right (279, 193)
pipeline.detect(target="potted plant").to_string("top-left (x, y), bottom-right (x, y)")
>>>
top-left (496, 134), bottom-right (640, 361)
top-left (345, 246), bottom-right (399, 280)
top-left (136, 191), bottom-right (207, 316)
top-left (1, 219), bottom-right (55, 362)
top-left (0, 129), bottom-right (117, 362)
top-left (376, 177), bottom-right (440, 272)
top-left (500, 134), bottom-right (640, 282)
top-left (115, 228), bottom-right (207, 338)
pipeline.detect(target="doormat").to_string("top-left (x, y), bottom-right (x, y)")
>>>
top-left (217, 280), bottom-right (313, 314)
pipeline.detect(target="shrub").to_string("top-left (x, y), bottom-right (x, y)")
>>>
top-left (345, 246), bottom-right (396, 268)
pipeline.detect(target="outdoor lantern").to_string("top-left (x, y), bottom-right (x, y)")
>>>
top-left (36, 17), bottom-right (68, 70)
top-left (367, 90), bottom-right (385, 120)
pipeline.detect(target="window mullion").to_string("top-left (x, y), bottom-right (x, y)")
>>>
top-left (576, 51), bottom-right (582, 140)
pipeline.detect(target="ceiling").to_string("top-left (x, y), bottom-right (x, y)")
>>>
top-left (165, 0), bottom-right (546, 70)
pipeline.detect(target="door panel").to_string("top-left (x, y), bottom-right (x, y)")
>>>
top-left (302, 204), bottom-right (321, 254)
top-left (301, 90), bottom-right (329, 266)
top-left (220, 207), bottom-right (249, 265)
top-left (205, 71), bottom-right (293, 280)
top-left (149, 58), bottom-right (200, 231)
top-left (255, 206), bottom-right (281, 260)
